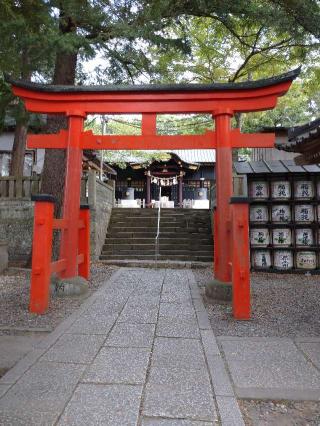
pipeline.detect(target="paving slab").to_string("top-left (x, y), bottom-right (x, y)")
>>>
top-left (0, 361), bottom-right (85, 425)
top-left (118, 303), bottom-right (159, 324)
top-left (83, 346), bottom-right (150, 384)
top-left (65, 311), bottom-right (119, 335)
top-left (143, 382), bottom-right (217, 422)
top-left (0, 385), bottom-right (10, 398)
top-left (58, 384), bottom-right (143, 426)
top-left (143, 338), bottom-right (217, 422)
top-left (216, 396), bottom-right (245, 426)
top-left (159, 303), bottom-right (196, 319)
top-left (105, 323), bottom-right (155, 348)
top-left (42, 333), bottom-right (105, 364)
top-left (141, 417), bottom-right (215, 425)
top-left (0, 348), bottom-right (45, 385)
top-left (0, 334), bottom-right (45, 371)
top-left (221, 338), bottom-right (320, 400)
top-left (156, 317), bottom-right (200, 339)
top-left (297, 341), bottom-right (320, 370)
top-left (0, 267), bottom-right (243, 425)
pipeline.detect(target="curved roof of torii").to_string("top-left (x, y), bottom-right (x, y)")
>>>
top-left (6, 68), bottom-right (300, 93)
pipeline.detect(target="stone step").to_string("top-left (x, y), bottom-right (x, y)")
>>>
top-left (106, 231), bottom-right (211, 238)
top-left (102, 246), bottom-right (211, 254)
top-left (100, 259), bottom-right (212, 268)
top-left (100, 207), bottom-right (213, 262)
top-left (104, 237), bottom-right (213, 244)
top-left (103, 241), bottom-right (213, 248)
top-left (109, 226), bottom-right (211, 232)
top-left (102, 245), bottom-right (213, 253)
top-left (100, 254), bottom-right (213, 261)
top-left (109, 219), bottom-right (209, 225)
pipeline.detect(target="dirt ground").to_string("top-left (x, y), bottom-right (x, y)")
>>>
top-left (193, 268), bottom-right (320, 338)
top-left (0, 262), bottom-right (117, 331)
top-left (239, 400), bottom-right (320, 426)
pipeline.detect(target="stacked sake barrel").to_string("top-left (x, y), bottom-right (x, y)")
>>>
top-left (249, 179), bottom-right (320, 272)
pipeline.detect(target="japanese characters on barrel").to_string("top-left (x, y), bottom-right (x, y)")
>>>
top-left (249, 178), bottom-right (320, 271)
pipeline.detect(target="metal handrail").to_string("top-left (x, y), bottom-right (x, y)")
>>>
top-left (155, 186), bottom-right (161, 265)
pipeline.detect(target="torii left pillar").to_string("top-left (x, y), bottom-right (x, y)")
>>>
top-left (59, 113), bottom-right (85, 278)
top-left (214, 111), bottom-right (233, 284)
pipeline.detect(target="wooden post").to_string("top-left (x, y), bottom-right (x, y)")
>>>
top-left (78, 205), bottom-right (90, 280)
top-left (178, 173), bottom-right (183, 207)
top-left (230, 197), bottom-right (251, 320)
top-left (59, 114), bottom-right (85, 278)
top-left (214, 112), bottom-right (233, 282)
top-left (29, 194), bottom-right (55, 314)
top-left (146, 172), bottom-right (151, 207)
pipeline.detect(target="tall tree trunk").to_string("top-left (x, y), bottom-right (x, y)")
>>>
top-left (10, 123), bottom-right (28, 176)
top-left (41, 11), bottom-right (78, 217)
top-left (10, 52), bottom-right (31, 177)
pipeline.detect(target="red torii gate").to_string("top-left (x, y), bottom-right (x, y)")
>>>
top-left (7, 68), bottom-right (299, 318)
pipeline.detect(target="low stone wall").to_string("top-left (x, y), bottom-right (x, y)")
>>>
top-left (87, 172), bottom-right (114, 260)
top-left (0, 200), bottom-right (34, 266)
top-left (0, 171), bottom-right (114, 266)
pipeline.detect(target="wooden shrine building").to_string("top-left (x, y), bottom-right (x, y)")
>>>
top-left (113, 149), bottom-right (215, 207)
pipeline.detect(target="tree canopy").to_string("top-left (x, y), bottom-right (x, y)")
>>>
top-left (0, 0), bottom-right (319, 179)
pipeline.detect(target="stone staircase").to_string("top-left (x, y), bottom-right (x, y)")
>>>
top-left (100, 208), bottom-right (213, 262)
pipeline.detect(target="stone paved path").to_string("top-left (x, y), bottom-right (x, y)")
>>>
top-left (0, 268), bottom-right (243, 426)
top-left (219, 336), bottom-right (320, 401)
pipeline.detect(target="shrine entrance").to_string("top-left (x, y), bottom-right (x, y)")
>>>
top-left (7, 68), bottom-right (299, 319)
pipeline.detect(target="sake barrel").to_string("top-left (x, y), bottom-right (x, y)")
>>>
top-left (294, 180), bottom-right (314, 200)
top-left (274, 250), bottom-right (293, 270)
top-left (251, 250), bottom-right (271, 269)
top-left (294, 204), bottom-right (314, 223)
top-left (250, 228), bottom-right (269, 247)
top-left (296, 251), bottom-right (317, 270)
top-left (250, 205), bottom-right (268, 223)
top-left (271, 205), bottom-right (291, 223)
top-left (295, 228), bottom-right (314, 247)
top-left (271, 181), bottom-right (291, 200)
top-left (249, 181), bottom-right (269, 200)
top-left (272, 228), bottom-right (291, 247)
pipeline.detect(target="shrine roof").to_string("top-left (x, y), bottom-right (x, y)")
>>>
top-left (276, 117), bottom-right (320, 153)
top-left (5, 68), bottom-right (300, 93)
top-left (234, 160), bottom-right (320, 174)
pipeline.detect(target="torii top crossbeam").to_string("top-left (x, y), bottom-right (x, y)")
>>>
top-left (7, 68), bottom-right (299, 115)
top-left (6, 68), bottom-right (299, 297)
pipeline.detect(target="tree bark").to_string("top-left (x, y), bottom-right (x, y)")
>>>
top-left (10, 123), bottom-right (28, 176)
top-left (40, 11), bottom-right (79, 217)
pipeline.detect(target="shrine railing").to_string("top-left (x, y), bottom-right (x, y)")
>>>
top-left (0, 176), bottom-right (41, 199)
top-left (0, 172), bottom-right (114, 206)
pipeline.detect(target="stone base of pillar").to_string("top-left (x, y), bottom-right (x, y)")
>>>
top-left (50, 275), bottom-right (89, 297)
top-left (205, 279), bottom-right (232, 302)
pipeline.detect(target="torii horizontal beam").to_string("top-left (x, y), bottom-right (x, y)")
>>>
top-left (27, 129), bottom-right (275, 150)
top-left (7, 68), bottom-right (300, 115)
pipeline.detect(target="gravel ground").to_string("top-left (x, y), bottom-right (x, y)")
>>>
top-left (0, 262), bottom-right (117, 333)
top-left (239, 399), bottom-right (320, 426)
top-left (193, 268), bottom-right (320, 337)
